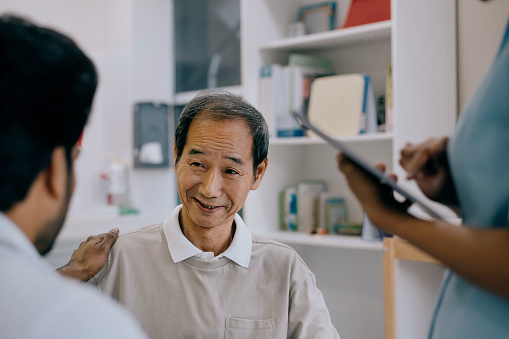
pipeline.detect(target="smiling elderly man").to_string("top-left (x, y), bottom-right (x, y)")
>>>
top-left (90, 90), bottom-right (340, 339)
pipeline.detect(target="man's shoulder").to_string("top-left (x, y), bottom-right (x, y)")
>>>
top-left (249, 233), bottom-right (314, 283)
top-left (106, 223), bottom-right (168, 267)
top-left (250, 233), bottom-right (305, 264)
top-left (0, 252), bottom-right (146, 338)
top-left (251, 233), bottom-right (295, 252)
top-left (114, 223), bottom-right (163, 248)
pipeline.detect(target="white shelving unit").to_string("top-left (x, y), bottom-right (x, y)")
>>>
top-left (240, 0), bottom-right (457, 338)
top-left (270, 132), bottom-right (392, 146)
top-left (259, 20), bottom-right (392, 52)
top-left (260, 231), bottom-right (384, 251)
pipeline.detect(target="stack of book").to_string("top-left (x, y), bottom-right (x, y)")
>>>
top-left (259, 54), bottom-right (333, 138)
top-left (260, 57), bottom-right (380, 139)
top-left (279, 181), bottom-right (359, 235)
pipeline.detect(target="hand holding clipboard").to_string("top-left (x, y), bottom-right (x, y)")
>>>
top-left (292, 110), bottom-right (445, 221)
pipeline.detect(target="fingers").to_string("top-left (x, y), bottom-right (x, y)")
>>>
top-left (404, 148), bottom-right (431, 179)
top-left (99, 227), bottom-right (119, 248)
top-left (374, 162), bottom-right (386, 173)
top-left (399, 137), bottom-right (449, 180)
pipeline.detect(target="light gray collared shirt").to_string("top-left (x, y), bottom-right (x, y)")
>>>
top-left (162, 205), bottom-right (252, 268)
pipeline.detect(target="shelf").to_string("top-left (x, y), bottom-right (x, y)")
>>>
top-left (257, 231), bottom-right (384, 251)
top-left (270, 133), bottom-right (393, 146)
top-left (260, 21), bottom-right (392, 53)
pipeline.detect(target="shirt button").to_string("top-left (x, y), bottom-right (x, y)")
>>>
top-left (200, 255), bottom-right (206, 260)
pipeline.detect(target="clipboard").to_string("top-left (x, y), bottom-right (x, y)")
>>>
top-left (293, 111), bottom-right (445, 220)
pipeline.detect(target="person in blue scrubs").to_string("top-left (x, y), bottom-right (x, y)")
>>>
top-left (338, 13), bottom-right (509, 339)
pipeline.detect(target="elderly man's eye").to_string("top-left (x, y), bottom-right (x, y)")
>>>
top-left (191, 162), bottom-right (204, 168)
top-left (225, 168), bottom-right (239, 175)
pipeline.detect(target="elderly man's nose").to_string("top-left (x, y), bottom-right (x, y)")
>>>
top-left (199, 170), bottom-right (222, 198)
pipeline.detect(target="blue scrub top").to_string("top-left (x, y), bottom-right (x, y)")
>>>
top-left (430, 19), bottom-right (509, 338)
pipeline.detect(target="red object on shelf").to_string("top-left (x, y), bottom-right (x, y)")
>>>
top-left (341, 0), bottom-right (390, 29)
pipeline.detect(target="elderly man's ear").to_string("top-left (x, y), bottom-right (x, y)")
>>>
top-left (251, 158), bottom-right (268, 190)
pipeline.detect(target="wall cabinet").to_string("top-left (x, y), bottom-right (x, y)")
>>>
top-left (240, 0), bottom-right (457, 337)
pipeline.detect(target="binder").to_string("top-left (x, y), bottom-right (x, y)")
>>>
top-left (307, 74), bottom-right (377, 138)
top-left (259, 64), bottom-right (283, 138)
top-left (277, 66), bottom-right (304, 137)
top-left (296, 180), bottom-right (327, 233)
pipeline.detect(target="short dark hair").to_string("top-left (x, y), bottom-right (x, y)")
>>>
top-left (174, 89), bottom-right (269, 175)
top-left (0, 15), bottom-right (98, 211)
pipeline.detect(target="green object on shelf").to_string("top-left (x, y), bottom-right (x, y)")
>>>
top-left (333, 222), bottom-right (362, 236)
top-left (119, 205), bottom-right (140, 215)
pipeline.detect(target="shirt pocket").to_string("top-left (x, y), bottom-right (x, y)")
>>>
top-left (224, 317), bottom-right (274, 339)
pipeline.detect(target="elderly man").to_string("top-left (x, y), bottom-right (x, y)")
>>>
top-left (88, 90), bottom-right (340, 338)
top-left (0, 14), bottom-right (147, 338)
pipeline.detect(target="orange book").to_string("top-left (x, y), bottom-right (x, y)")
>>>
top-left (341, 0), bottom-right (390, 28)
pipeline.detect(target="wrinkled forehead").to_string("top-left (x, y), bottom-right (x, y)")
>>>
top-left (187, 112), bottom-right (254, 146)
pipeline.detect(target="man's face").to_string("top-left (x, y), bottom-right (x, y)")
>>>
top-left (175, 117), bottom-right (266, 232)
top-left (37, 145), bottom-right (78, 255)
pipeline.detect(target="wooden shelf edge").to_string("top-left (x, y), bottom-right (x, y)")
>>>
top-left (383, 237), bottom-right (443, 265)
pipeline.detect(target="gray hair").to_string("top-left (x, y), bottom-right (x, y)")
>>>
top-left (174, 89), bottom-right (269, 176)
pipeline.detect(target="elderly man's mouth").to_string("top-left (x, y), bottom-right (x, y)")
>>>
top-left (194, 198), bottom-right (222, 212)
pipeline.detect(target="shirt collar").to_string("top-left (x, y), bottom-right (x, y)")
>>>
top-left (0, 212), bottom-right (51, 271)
top-left (163, 205), bottom-right (252, 268)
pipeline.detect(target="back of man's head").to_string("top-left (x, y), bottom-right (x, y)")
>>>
top-left (0, 14), bottom-right (97, 212)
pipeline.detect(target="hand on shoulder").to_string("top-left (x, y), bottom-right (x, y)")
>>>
top-left (58, 228), bottom-right (119, 282)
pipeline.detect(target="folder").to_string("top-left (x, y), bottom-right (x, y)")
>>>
top-left (259, 64), bottom-right (283, 138)
top-left (307, 74), bottom-right (377, 138)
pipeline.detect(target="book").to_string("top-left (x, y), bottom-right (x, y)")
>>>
top-left (278, 190), bottom-right (286, 230)
top-left (296, 180), bottom-right (327, 233)
top-left (259, 64), bottom-right (283, 138)
top-left (318, 193), bottom-right (346, 233)
top-left (334, 221), bottom-right (362, 236)
top-left (385, 63), bottom-right (393, 132)
top-left (306, 73), bottom-right (377, 137)
top-left (277, 55), bottom-right (333, 138)
top-left (280, 187), bottom-right (298, 231)
top-left (341, 0), bottom-right (390, 29)
top-left (288, 53), bottom-right (332, 70)
top-left (277, 66), bottom-right (304, 137)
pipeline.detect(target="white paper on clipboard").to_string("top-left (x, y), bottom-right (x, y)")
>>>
top-left (293, 111), bottom-right (445, 221)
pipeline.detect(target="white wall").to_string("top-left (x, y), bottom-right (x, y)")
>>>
top-left (1, 0), bottom-right (507, 227)
top-left (457, 0), bottom-right (509, 111)
top-left (129, 0), bottom-right (176, 224)
top-left (0, 0), bottom-right (177, 225)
